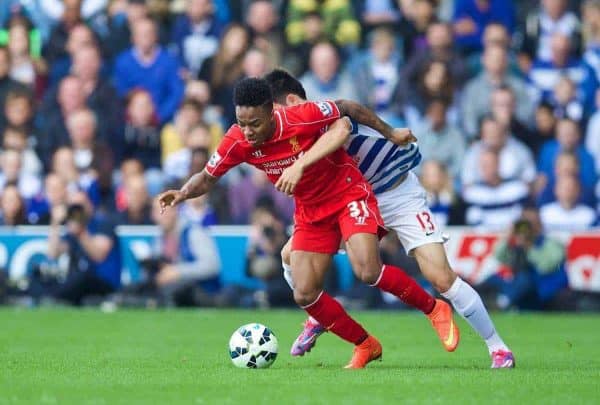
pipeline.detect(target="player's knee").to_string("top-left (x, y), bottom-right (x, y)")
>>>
top-left (293, 289), bottom-right (320, 307)
top-left (431, 267), bottom-right (457, 293)
top-left (353, 258), bottom-right (381, 285)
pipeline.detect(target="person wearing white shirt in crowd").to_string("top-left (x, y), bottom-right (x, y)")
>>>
top-left (461, 115), bottom-right (537, 187)
top-left (585, 89), bottom-right (600, 172)
top-left (0, 149), bottom-right (41, 199)
top-left (164, 123), bottom-right (212, 183)
top-left (540, 175), bottom-right (597, 232)
top-left (462, 148), bottom-right (530, 230)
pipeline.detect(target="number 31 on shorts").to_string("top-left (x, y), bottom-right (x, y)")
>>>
top-left (416, 211), bottom-right (435, 234)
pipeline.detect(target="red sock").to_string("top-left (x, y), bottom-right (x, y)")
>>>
top-left (373, 265), bottom-right (436, 314)
top-left (303, 292), bottom-right (368, 345)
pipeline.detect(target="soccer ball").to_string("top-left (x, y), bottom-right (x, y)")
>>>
top-left (228, 323), bottom-right (278, 369)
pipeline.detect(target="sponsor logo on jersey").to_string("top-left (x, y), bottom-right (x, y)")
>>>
top-left (290, 136), bottom-right (301, 153)
top-left (207, 151), bottom-right (221, 168)
top-left (316, 101), bottom-right (333, 117)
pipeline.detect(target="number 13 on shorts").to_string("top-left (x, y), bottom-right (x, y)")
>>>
top-left (416, 211), bottom-right (435, 235)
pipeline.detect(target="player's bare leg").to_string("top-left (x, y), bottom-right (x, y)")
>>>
top-left (290, 250), bottom-right (382, 369)
top-left (412, 243), bottom-right (514, 368)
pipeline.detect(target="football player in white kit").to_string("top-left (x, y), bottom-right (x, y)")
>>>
top-left (264, 69), bottom-right (515, 368)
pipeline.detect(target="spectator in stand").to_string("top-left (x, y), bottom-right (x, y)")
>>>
top-left (114, 17), bottom-right (184, 124)
top-left (461, 44), bottom-right (534, 139)
top-left (356, 0), bottom-right (401, 34)
top-left (583, 0), bottom-right (600, 83)
top-left (47, 23), bottom-right (98, 85)
top-left (452, 0), bottom-right (515, 55)
top-left (538, 151), bottom-right (597, 206)
top-left (2, 127), bottom-right (42, 176)
top-left (170, 0), bottom-right (223, 78)
top-left (0, 149), bottom-right (41, 199)
top-left (164, 123), bottom-right (211, 183)
top-left (538, 118), bottom-right (597, 203)
top-left (228, 167), bottom-right (295, 225)
top-left (198, 23), bottom-right (250, 126)
top-left (2, 89), bottom-right (36, 143)
top-left (299, 41), bottom-right (357, 102)
top-left (549, 75), bottom-right (585, 123)
top-left (71, 44), bottom-right (122, 149)
top-left (0, 46), bottom-right (30, 131)
top-left (5, 16), bottom-right (47, 93)
top-left (584, 88), bottom-right (600, 172)
top-left (466, 22), bottom-right (521, 77)
top-left (26, 172), bottom-right (69, 225)
top-left (462, 149), bottom-right (529, 230)
top-left (0, 184), bottom-right (29, 226)
top-left (114, 158), bottom-right (144, 212)
top-left (179, 194), bottom-right (219, 227)
top-left (353, 27), bottom-right (403, 125)
top-left (160, 98), bottom-right (204, 164)
top-left (35, 75), bottom-right (86, 169)
top-left (401, 22), bottom-right (468, 93)
top-left (489, 86), bottom-right (539, 154)
top-left (396, 0), bottom-right (437, 61)
top-left (414, 98), bottom-right (466, 178)
top-left (519, 0), bottom-right (582, 71)
top-left (123, 89), bottom-right (163, 196)
top-left (115, 174), bottom-right (152, 225)
top-left (43, 0), bottom-right (85, 65)
top-left (420, 160), bottom-right (459, 227)
top-left (285, 0), bottom-right (361, 49)
top-left (533, 101), bottom-right (558, 149)
top-left (51, 146), bottom-right (99, 206)
top-left (105, 0), bottom-right (150, 60)
top-left (281, 11), bottom-right (325, 75)
top-left (242, 48), bottom-right (270, 79)
top-left (183, 79), bottom-right (224, 142)
top-left (462, 115), bottom-right (537, 186)
top-left (398, 59), bottom-right (457, 129)
top-left (489, 207), bottom-right (568, 310)
top-left (529, 33), bottom-right (598, 115)
top-left (245, 0), bottom-right (284, 69)
top-left (540, 175), bottom-right (597, 231)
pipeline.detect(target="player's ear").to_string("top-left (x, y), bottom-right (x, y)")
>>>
top-left (286, 94), bottom-right (302, 107)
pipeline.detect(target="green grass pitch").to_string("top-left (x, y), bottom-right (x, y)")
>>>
top-left (2, 308), bottom-right (599, 404)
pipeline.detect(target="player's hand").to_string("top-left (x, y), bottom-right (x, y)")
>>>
top-left (157, 190), bottom-right (187, 213)
top-left (390, 128), bottom-right (417, 146)
top-left (275, 163), bottom-right (305, 196)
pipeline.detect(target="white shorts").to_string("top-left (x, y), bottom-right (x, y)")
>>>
top-left (376, 171), bottom-right (444, 255)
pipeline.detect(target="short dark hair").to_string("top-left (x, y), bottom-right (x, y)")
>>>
top-left (233, 78), bottom-right (273, 107)
top-left (264, 69), bottom-right (307, 103)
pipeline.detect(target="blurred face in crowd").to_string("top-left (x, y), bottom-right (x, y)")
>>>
top-left (187, 0), bottom-right (213, 23)
top-left (0, 48), bottom-right (10, 78)
top-left (4, 94), bottom-right (32, 127)
top-left (371, 29), bottom-right (396, 62)
top-left (420, 160), bottom-right (448, 194)
top-left (426, 23), bottom-right (452, 51)
top-left (247, 0), bottom-right (278, 34)
top-left (555, 175), bottom-right (580, 208)
top-left (44, 173), bottom-right (68, 207)
top-left (426, 100), bottom-right (447, 130)
top-left (483, 23), bottom-right (510, 49)
top-left (125, 175), bottom-right (149, 213)
top-left (8, 24), bottom-right (29, 56)
top-left (412, 0), bottom-right (435, 28)
top-left (58, 76), bottom-right (86, 113)
top-left (491, 88), bottom-right (515, 127)
top-left (2, 128), bottom-right (27, 151)
top-left (422, 61), bottom-right (448, 93)
top-left (480, 118), bottom-right (507, 151)
top-left (554, 76), bottom-right (576, 104)
top-left (582, 1), bottom-right (600, 38)
top-left (190, 148), bottom-right (209, 174)
top-left (66, 24), bottom-right (95, 56)
top-left (67, 109), bottom-right (96, 148)
top-left (1, 184), bottom-right (24, 224)
top-left (185, 80), bottom-right (211, 104)
top-left (556, 119), bottom-right (580, 150)
top-left (303, 14), bottom-right (324, 42)
top-left (1, 149), bottom-right (22, 182)
top-left (52, 147), bottom-right (78, 181)
top-left (120, 158), bottom-right (144, 182)
top-left (132, 18), bottom-right (158, 55)
top-left (550, 33), bottom-right (571, 66)
top-left (243, 48), bottom-right (268, 78)
top-left (221, 25), bottom-right (250, 60)
top-left (185, 125), bottom-right (211, 149)
top-left (63, 0), bottom-right (82, 25)
top-left (479, 149), bottom-right (501, 185)
top-left (543, 0), bottom-right (568, 20)
top-left (127, 1), bottom-right (149, 25)
top-left (128, 91), bottom-right (156, 126)
top-left (483, 44), bottom-right (508, 78)
top-left (177, 101), bottom-right (203, 130)
top-left (72, 45), bottom-right (101, 83)
top-left (68, 190), bottom-right (94, 217)
top-left (535, 104), bottom-right (556, 135)
top-left (554, 152), bottom-right (579, 178)
top-left (310, 42), bottom-right (339, 83)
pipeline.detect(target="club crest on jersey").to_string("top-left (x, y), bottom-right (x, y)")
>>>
top-left (316, 101), bottom-right (333, 117)
top-left (290, 136), bottom-right (301, 153)
top-left (207, 151), bottom-right (221, 168)
top-left (252, 149), bottom-right (265, 158)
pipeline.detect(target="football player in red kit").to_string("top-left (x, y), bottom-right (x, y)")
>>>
top-left (158, 78), bottom-right (459, 368)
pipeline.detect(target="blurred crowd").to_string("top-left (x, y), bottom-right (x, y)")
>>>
top-left (0, 0), bottom-right (599, 309)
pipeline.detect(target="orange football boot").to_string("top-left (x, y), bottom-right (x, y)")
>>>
top-left (427, 299), bottom-right (460, 352)
top-left (344, 335), bottom-right (383, 369)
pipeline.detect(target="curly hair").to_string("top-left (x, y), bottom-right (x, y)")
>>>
top-left (233, 77), bottom-right (273, 107)
top-left (263, 69), bottom-right (307, 104)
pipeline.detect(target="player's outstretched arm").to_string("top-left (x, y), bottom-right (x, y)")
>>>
top-left (275, 117), bottom-right (352, 195)
top-left (157, 170), bottom-right (218, 213)
top-left (334, 99), bottom-right (416, 145)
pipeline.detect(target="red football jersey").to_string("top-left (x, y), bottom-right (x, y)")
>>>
top-left (205, 101), bottom-right (366, 220)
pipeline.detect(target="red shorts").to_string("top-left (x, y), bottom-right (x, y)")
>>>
top-left (292, 183), bottom-right (387, 254)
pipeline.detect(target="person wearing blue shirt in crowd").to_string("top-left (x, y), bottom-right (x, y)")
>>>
top-left (114, 17), bottom-right (184, 124)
